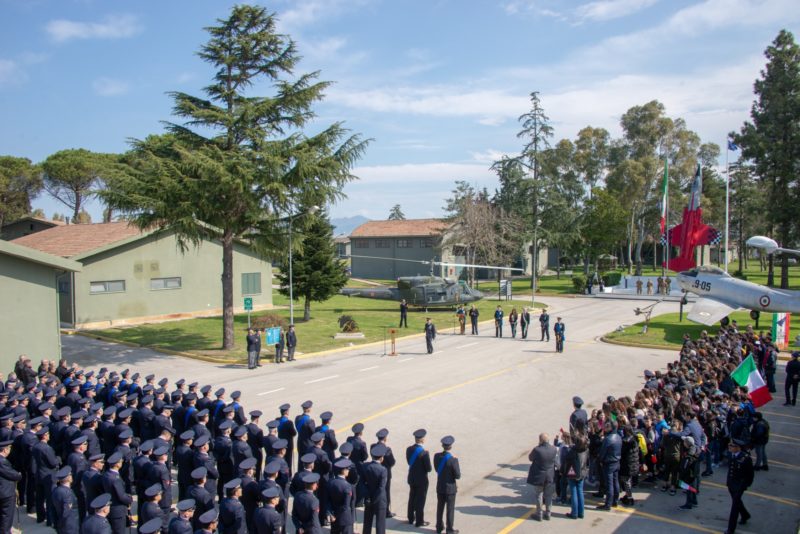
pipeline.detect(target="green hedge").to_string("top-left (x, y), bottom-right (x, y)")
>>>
top-left (572, 275), bottom-right (586, 293)
top-left (602, 272), bottom-right (622, 286)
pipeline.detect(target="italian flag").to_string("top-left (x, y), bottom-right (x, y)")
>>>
top-left (659, 159), bottom-right (669, 235)
top-left (731, 355), bottom-right (773, 407)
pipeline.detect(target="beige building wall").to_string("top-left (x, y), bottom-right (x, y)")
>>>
top-left (70, 233), bottom-right (272, 329)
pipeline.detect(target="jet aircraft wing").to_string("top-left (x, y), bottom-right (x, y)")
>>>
top-left (687, 297), bottom-right (740, 326)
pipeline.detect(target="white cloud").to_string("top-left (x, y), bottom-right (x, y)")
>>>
top-left (92, 77), bottom-right (129, 97)
top-left (0, 59), bottom-right (24, 87)
top-left (470, 149), bottom-right (513, 164)
top-left (353, 162), bottom-right (494, 184)
top-left (46, 14), bottom-right (142, 43)
top-left (278, 0), bottom-right (372, 31)
top-left (329, 85), bottom-right (528, 119)
top-left (574, 0), bottom-right (658, 22)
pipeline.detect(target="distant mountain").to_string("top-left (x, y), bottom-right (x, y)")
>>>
top-left (331, 215), bottom-right (370, 236)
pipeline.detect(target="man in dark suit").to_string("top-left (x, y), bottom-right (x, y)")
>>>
top-left (291, 471), bottom-right (322, 533)
top-left (52, 467), bottom-right (80, 534)
top-left (424, 318), bottom-right (436, 354)
top-left (0, 439), bottom-right (21, 533)
top-left (286, 325), bottom-right (298, 362)
top-left (597, 420), bottom-right (622, 510)
top-left (362, 444), bottom-right (388, 534)
top-left (406, 429), bottom-right (432, 527)
top-left (526, 433), bottom-right (557, 521)
top-left (33, 426), bottom-right (61, 525)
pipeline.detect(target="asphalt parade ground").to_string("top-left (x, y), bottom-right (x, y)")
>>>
top-left (15, 296), bottom-right (800, 533)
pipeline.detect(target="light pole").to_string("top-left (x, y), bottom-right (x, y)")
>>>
top-left (287, 205), bottom-right (319, 325)
top-left (531, 218), bottom-right (541, 308)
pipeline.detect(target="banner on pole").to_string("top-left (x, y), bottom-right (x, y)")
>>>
top-left (772, 313), bottom-right (790, 349)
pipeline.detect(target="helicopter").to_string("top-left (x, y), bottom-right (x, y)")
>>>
top-left (340, 255), bottom-right (524, 308)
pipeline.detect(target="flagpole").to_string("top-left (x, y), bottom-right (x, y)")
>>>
top-left (724, 142), bottom-right (730, 273)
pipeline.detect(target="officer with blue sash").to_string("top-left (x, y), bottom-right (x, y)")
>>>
top-left (276, 404), bottom-right (296, 473)
top-left (406, 429), bottom-right (432, 527)
top-left (295, 401), bottom-right (316, 470)
top-left (433, 436), bottom-right (460, 534)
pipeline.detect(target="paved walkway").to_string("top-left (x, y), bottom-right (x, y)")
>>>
top-left (13, 296), bottom-right (799, 533)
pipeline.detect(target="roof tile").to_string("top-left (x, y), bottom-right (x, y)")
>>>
top-left (350, 219), bottom-right (448, 238)
top-left (11, 221), bottom-right (144, 258)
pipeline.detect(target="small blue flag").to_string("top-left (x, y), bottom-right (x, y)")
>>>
top-left (728, 140), bottom-right (739, 151)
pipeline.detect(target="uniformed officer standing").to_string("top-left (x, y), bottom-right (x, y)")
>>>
top-left (424, 319), bottom-right (437, 354)
top-left (468, 305), bottom-right (479, 335)
top-left (168, 499), bottom-right (195, 534)
top-left (52, 466), bottom-right (80, 534)
top-left (328, 459), bottom-right (355, 534)
top-left (434, 436), bottom-right (461, 534)
top-left (569, 397), bottom-right (588, 434)
top-left (33, 426), bottom-right (61, 526)
top-left (372, 429), bottom-right (395, 519)
top-left (346, 424), bottom-right (368, 508)
top-left (0, 439), bottom-right (21, 533)
top-left (253, 487), bottom-right (283, 534)
top-left (295, 401), bottom-right (316, 469)
top-left (219, 478), bottom-right (246, 534)
top-left (725, 439), bottom-right (754, 534)
top-left (101, 452), bottom-right (132, 534)
top-left (553, 317), bottom-right (565, 353)
top-left (406, 429), bottom-right (432, 528)
top-left (245, 411), bottom-right (264, 479)
top-left (361, 444), bottom-right (388, 534)
top-left (399, 300), bottom-right (408, 328)
top-left (276, 404), bottom-right (296, 473)
top-left (83, 493), bottom-right (113, 534)
top-left (539, 309), bottom-right (550, 341)
top-left (318, 412), bottom-right (338, 461)
top-left (292, 471), bottom-right (322, 534)
top-left (187, 468), bottom-right (215, 531)
top-left (286, 325), bottom-right (298, 362)
top-left (139, 484), bottom-right (166, 531)
top-left (494, 306), bottom-right (504, 337)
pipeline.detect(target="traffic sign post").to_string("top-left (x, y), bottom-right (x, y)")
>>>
top-left (244, 297), bottom-right (253, 328)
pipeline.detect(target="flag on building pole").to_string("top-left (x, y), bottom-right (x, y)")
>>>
top-left (731, 355), bottom-right (773, 407)
top-left (659, 159), bottom-right (669, 235)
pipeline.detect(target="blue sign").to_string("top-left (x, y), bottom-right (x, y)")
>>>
top-left (266, 327), bottom-right (281, 345)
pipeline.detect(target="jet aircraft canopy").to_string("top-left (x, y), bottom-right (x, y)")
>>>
top-left (680, 265), bottom-right (729, 278)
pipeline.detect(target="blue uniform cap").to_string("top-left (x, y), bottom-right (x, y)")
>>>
top-left (200, 385), bottom-right (212, 394)
top-left (413, 428), bottom-right (427, 439)
top-left (572, 396), bottom-right (584, 406)
top-left (301, 400), bottom-right (313, 409)
top-left (145, 484), bottom-right (162, 497)
top-left (310, 432), bottom-right (324, 443)
top-left (339, 442), bottom-right (353, 455)
top-left (224, 478), bottom-right (242, 490)
top-left (138, 518), bottom-right (163, 534)
top-left (118, 429), bottom-right (133, 440)
top-left (195, 435), bottom-right (210, 447)
top-left (191, 467), bottom-right (208, 479)
top-left (334, 458), bottom-right (353, 470)
top-left (140, 440), bottom-right (154, 452)
top-left (199, 509), bottom-right (218, 525)
top-left (266, 420), bottom-right (279, 429)
top-left (272, 439), bottom-right (288, 450)
top-left (370, 443), bottom-right (387, 458)
top-left (262, 487), bottom-right (280, 499)
top-left (300, 471), bottom-right (320, 484)
top-left (71, 435), bottom-right (88, 446)
top-left (215, 388), bottom-right (225, 397)
top-left (56, 466), bottom-right (72, 480)
top-left (176, 499), bottom-right (196, 512)
top-left (219, 420), bottom-right (233, 430)
top-left (376, 428), bottom-right (389, 439)
top-left (301, 453), bottom-right (316, 465)
top-left (180, 430), bottom-right (195, 441)
top-left (107, 452), bottom-right (123, 465)
top-left (249, 410), bottom-right (262, 418)
top-left (153, 446), bottom-right (169, 457)
top-left (320, 411), bottom-right (333, 421)
top-left (89, 453), bottom-right (105, 462)
top-left (231, 391), bottom-right (241, 400)
top-left (239, 457), bottom-right (257, 471)
top-left (441, 435), bottom-right (455, 446)
top-left (90, 493), bottom-right (111, 509)
top-left (264, 461), bottom-right (281, 475)
top-left (197, 409), bottom-right (209, 418)
top-left (279, 403), bottom-right (290, 412)
top-left (233, 426), bottom-right (247, 438)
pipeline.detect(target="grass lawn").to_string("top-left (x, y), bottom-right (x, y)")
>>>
top-left (94, 292), bottom-right (540, 361)
top-left (605, 310), bottom-right (797, 350)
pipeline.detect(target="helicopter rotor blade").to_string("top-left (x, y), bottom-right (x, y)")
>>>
top-left (431, 261), bottom-right (525, 272)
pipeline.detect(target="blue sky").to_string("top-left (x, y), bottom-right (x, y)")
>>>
top-left (1, 0), bottom-right (798, 222)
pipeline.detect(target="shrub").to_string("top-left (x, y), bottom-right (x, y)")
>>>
top-left (251, 314), bottom-right (289, 330)
top-left (571, 275), bottom-right (587, 293)
top-left (602, 272), bottom-right (622, 286)
top-left (338, 314), bottom-right (360, 332)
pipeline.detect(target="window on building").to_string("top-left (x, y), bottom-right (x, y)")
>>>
top-left (90, 280), bottom-right (126, 294)
top-left (375, 239), bottom-right (391, 248)
top-left (397, 239), bottom-right (411, 248)
top-left (242, 272), bottom-right (262, 296)
top-left (354, 240), bottom-right (370, 248)
top-left (150, 277), bottom-right (182, 290)
top-left (420, 238), bottom-right (434, 248)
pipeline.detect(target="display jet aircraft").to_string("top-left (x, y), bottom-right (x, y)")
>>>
top-left (667, 164), bottom-right (721, 273)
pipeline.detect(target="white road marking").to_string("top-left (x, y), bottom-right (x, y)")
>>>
top-left (455, 342), bottom-right (479, 349)
top-left (359, 366), bottom-right (379, 372)
top-left (305, 375), bottom-right (339, 384)
top-left (257, 387), bottom-right (285, 396)
top-left (398, 358), bottom-right (413, 362)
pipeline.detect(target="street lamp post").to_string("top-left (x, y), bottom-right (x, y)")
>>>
top-left (287, 205), bottom-right (319, 325)
top-left (531, 218), bottom-right (541, 308)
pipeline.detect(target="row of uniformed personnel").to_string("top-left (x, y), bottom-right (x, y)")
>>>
top-left (0, 366), bottom-right (461, 534)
